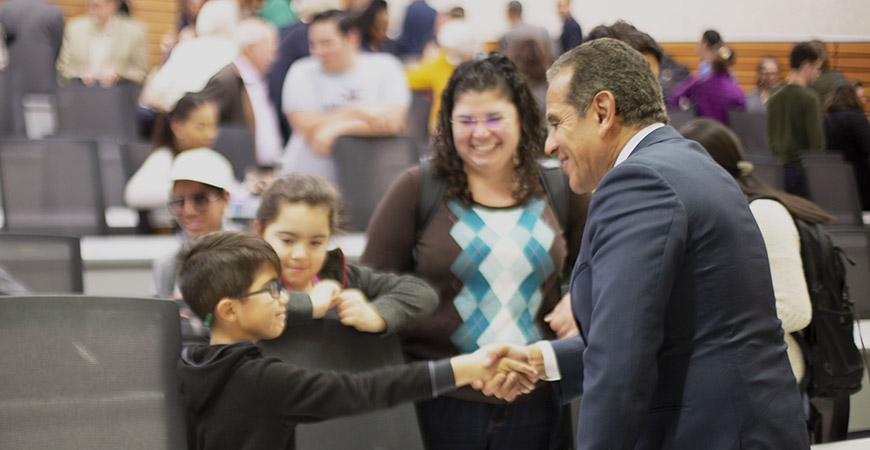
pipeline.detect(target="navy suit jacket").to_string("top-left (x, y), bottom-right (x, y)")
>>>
top-left (552, 126), bottom-right (808, 449)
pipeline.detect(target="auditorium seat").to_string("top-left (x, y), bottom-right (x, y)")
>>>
top-left (0, 137), bottom-right (109, 235)
top-left (727, 110), bottom-right (768, 157)
top-left (332, 135), bottom-right (418, 231)
top-left (0, 296), bottom-right (186, 449)
top-left (0, 233), bottom-right (83, 294)
top-left (803, 159), bottom-right (863, 225)
top-left (213, 126), bottom-right (256, 181)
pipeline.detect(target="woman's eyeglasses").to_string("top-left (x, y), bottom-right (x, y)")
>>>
top-left (234, 279), bottom-right (285, 300)
top-left (167, 190), bottom-right (223, 215)
top-left (450, 112), bottom-right (513, 131)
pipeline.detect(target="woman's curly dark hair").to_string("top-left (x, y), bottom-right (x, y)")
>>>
top-left (432, 52), bottom-right (546, 205)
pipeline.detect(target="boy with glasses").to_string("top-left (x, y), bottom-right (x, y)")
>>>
top-left (177, 231), bottom-right (535, 450)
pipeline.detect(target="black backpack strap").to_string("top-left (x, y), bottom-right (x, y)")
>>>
top-left (416, 158), bottom-right (447, 241)
top-left (537, 160), bottom-right (569, 232)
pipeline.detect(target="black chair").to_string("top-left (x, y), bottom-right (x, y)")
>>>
top-left (121, 140), bottom-right (156, 180)
top-left (332, 135), bottom-right (418, 231)
top-left (746, 156), bottom-right (785, 191)
top-left (727, 110), bottom-right (768, 157)
top-left (0, 296), bottom-right (187, 449)
top-left (0, 137), bottom-right (108, 235)
top-left (0, 69), bottom-right (27, 137)
top-left (6, 41), bottom-right (58, 96)
top-left (257, 314), bottom-right (425, 450)
top-left (667, 108), bottom-right (696, 131)
top-left (803, 160), bottom-right (864, 225)
top-left (0, 233), bottom-right (83, 294)
top-left (55, 84), bottom-right (139, 141)
top-left (826, 226), bottom-right (870, 319)
top-left (213, 126), bottom-right (255, 181)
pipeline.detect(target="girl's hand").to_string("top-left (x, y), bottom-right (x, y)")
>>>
top-left (309, 280), bottom-right (341, 318)
top-left (335, 289), bottom-right (387, 333)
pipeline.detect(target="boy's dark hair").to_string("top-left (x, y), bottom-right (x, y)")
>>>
top-left (789, 41), bottom-right (822, 70)
top-left (256, 173), bottom-right (343, 234)
top-left (311, 9), bottom-right (357, 36)
top-left (177, 231), bottom-right (282, 320)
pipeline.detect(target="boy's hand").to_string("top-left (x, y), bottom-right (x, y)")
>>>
top-left (470, 343), bottom-right (545, 402)
top-left (309, 280), bottom-right (341, 318)
top-left (335, 289), bottom-right (387, 333)
top-left (449, 344), bottom-right (538, 394)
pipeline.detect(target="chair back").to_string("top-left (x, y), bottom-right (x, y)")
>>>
top-left (826, 226), bottom-right (870, 319)
top-left (0, 137), bottom-right (108, 235)
top-left (257, 314), bottom-right (425, 450)
top-left (6, 41), bottom-right (58, 95)
top-left (746, 156), bottom-right (785, 191)
top-left (213, 126), bottom-right (256, 181)
top-left (0, 233), bottom-right (83, 293)
top-left (0, 69), bottom-right (27, 137)
top-left (803, 159), bottom-right (863, 225)
top-left (727, 110), bottom-right (768, 156)
top-left (55, 84), bottom-right (139, 141)
top-left (332, 135), bottom-right (418, 231)
top-left (0, 296), bottom-right (187, 449)
top-left (122, 140), bottom-right (157, 180)
top-left (667, 108), bottom-right (697, 131)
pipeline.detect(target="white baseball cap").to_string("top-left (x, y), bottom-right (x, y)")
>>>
top-left (170, 148), bottom-right (235, 191)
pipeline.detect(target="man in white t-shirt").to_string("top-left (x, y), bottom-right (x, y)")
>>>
top-left (280, 9), bottom-right (410, 184)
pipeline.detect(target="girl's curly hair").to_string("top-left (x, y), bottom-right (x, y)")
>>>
top-left (431, 52), bottom-right (546, 205)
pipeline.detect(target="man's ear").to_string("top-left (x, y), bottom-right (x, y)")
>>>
top-left (215, 298), bottom-right (237, 323)
top-left (591, 90), bottom-right (617, 137)
top-left (252, 219), bottom-right (262, 236)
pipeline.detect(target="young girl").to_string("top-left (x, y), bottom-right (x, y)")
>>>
top-left (254, 173), bottom-right (438, 334)
top-left (125, 92), bottom-right (219, 228)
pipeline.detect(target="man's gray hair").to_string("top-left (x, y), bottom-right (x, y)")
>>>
top-left (547, 38), bottom-right (668, 127)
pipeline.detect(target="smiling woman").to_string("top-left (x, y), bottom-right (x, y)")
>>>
top-left (361, 52), bottom-right (591, 450)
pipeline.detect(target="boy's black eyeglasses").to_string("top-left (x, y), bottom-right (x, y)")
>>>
top-left (234, 279), bottom-right (285, 300)
top-left (167, 190), bottom-right (223, 215)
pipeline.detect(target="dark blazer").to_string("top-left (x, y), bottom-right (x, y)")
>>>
top-left (200, 63), bottom-right (254, 129)
top-left (552, 126), bottom-right (808, 449)
top-left (0, 0), bottom-right (63, 55)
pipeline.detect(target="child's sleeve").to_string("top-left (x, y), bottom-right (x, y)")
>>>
top-left (260, 358), bottom-right (455, 423)
top-left (344, 262), bottom-right (438, 334)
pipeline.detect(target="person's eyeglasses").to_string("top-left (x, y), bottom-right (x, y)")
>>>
top-left (450, 112), bottom-right (513, 131)
top-left (167, 190), bottom-right (223, 215)
top-left (234, 279), bottom-right (285, 300)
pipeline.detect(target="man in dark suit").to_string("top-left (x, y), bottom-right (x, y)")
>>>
top-left (478, 38), bottom-right (809, 449)
top-left (0, 0), bottom-right (64, 93)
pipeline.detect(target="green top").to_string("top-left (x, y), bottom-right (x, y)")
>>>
top-left (766, 84), bottom-right (825, 163)
top-left (257, 0), bottom-right (296, 29)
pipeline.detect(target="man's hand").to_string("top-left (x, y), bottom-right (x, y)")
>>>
top-left (450, 344), bottom-right (539, 390)
top-left (469, 343), bottom-right (545, 401)
top-left (309, 279), bottom-right (341, 318)
top-left (335, 289), bottom-right (387, 333)
top-left (310, 124), bottom-right (340, 156)
top-left (545, 293), bottom-right (579, 338)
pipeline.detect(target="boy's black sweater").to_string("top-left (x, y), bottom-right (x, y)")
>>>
top-left (178, 341), bottom-right (455, 450)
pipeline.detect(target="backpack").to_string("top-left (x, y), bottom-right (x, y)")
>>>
top-left (415, 158), bottom-right (570, 240)
top-left (792, 218), bottom-right (864, 398)
top-left (749, 196), bottom-right (864, 398)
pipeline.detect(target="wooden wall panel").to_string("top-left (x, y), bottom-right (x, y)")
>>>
top-left (660, 41), bottom-right (870, 116)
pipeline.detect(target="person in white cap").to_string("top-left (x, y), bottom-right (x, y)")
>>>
top-left (153, 147), bottom-right (238, 344)
top-left (153, 148), bottom-right (236, 300)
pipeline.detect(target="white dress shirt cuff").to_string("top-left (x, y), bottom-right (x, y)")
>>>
top-left (536, 341), bottom-right (562, 381)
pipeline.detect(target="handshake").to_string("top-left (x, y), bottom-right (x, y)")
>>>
top-left (449, 343), bottom-right (547, 402)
